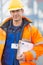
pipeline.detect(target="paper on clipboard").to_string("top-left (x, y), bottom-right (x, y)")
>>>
top-left (17, 40), bottom-right (34, 58)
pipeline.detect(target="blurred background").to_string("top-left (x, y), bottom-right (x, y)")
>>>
top-left (0, 0), bottom-right (43, 35)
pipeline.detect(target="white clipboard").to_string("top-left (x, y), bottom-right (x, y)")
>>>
top-left (17, 40), bottom-right (34, 59)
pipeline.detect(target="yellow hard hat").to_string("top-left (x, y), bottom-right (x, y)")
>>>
top-left (8, 0), bottom-right (24, 11)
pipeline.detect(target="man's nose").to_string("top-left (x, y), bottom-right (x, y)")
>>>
top-left (14, 11), bottom-right (18, 14)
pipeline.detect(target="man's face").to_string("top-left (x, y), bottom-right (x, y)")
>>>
top-left (10, 9), bottom-right (24, 21)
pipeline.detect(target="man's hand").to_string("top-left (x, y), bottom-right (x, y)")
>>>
top-left (17, 53), bottom-right (25, 61)
top-left (17, 51), bottom-right (34, 61)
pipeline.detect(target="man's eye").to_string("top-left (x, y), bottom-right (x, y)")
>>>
top-left (12, 11), bottom-right (15, 12)
top-left (16, 10), bottom-right (20, 12)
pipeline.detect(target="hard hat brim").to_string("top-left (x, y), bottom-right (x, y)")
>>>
top-left (8, 8), bottom-right (24, 11)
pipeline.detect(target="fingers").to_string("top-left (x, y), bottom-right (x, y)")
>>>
top-left (16, 54), bottom-right (25, 60)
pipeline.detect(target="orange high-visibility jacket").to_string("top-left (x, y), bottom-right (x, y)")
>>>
top-left (0, 16), bottom-right (43, 65)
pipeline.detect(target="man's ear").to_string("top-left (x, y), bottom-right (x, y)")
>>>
top-left (22, 9), bottom-right (24, 13)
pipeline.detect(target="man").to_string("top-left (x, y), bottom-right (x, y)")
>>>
top-left (0, 0), bottom-right (43, 65)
